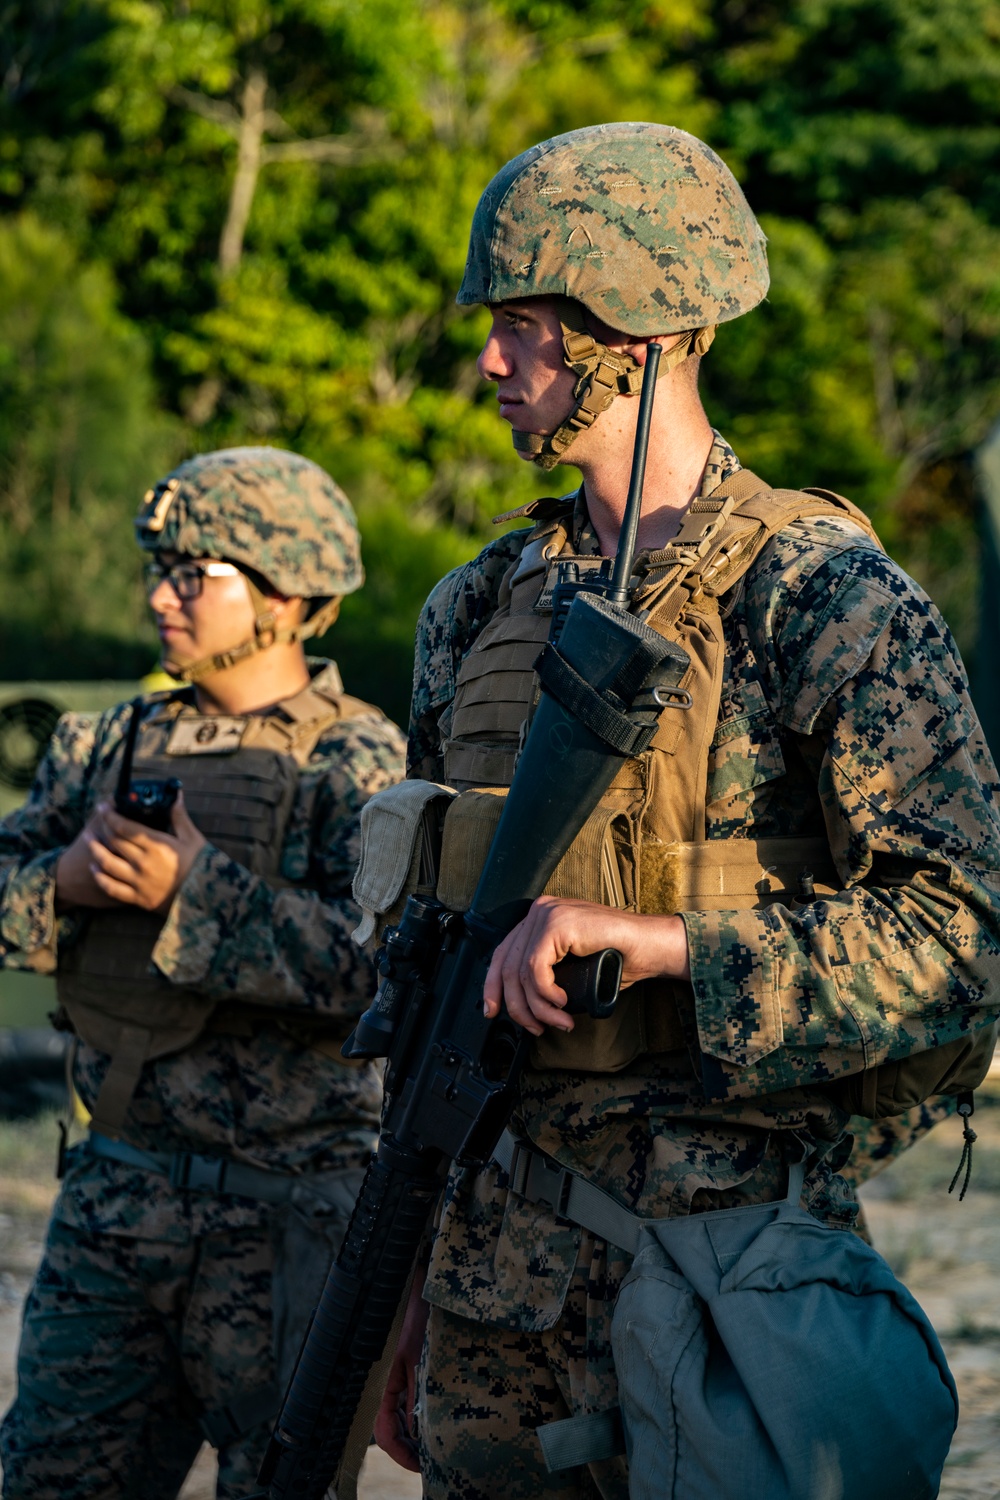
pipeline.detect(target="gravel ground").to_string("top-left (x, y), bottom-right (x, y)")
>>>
top-left (856, 1095), bottom-right (1000, 1499)
top-left (0, 1104), bottom-right (997, 1497)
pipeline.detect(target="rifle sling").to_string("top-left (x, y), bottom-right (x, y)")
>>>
top-left (534, 643), bottom-right (657, 757)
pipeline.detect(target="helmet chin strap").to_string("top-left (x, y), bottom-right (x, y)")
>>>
top-left (163, 576), bottom-right (342, 685)
top-left (511, 299), bottom-right (716, 471)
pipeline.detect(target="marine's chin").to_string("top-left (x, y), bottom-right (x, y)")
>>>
top-left (159, 650), bottom-right (185, 678)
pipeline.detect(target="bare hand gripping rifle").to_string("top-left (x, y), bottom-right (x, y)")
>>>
top-left (259, 343), bottom-right (691, 1498)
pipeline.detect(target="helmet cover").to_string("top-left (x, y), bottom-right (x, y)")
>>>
top-left (458, 121), bottom-right (768, 334)
top-left (135, 446), bottom-right (363, 598)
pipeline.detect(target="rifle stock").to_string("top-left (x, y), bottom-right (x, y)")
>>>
top-left (259, 343), bottom-right (689, 1497)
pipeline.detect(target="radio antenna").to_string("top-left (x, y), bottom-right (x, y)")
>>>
top-left (115, 699), bottom-right (143, 806)
top-left (608, 342), bottom-right (662, 606)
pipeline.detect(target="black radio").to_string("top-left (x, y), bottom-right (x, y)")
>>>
top-left (114, 698), bottom-right (181, 832)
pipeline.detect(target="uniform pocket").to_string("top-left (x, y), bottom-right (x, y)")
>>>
top-left (706, 692), bottom-right (786, 810)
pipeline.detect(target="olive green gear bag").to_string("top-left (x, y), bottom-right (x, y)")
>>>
top-left (609, 1169), bottom-right (957, 1500)
top-left (827, 1019), bottom-right (997, 1117)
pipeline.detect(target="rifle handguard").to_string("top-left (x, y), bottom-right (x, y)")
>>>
top-left (534, 643), bottom-right (659, 757)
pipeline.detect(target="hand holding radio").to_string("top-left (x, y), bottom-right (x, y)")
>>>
top-left (87, 794), bottom-right (206, 912)
top-left (56, 698), bottom-right (207, 913)
top-left (54, 794), bottom-right (205, 913)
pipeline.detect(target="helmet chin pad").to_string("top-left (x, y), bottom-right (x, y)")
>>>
top-left (168, 575), bottom-right (341, 684)
top-left (512, 301), bottom-right (715, 470)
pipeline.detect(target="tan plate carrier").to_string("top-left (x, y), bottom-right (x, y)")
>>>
top-left (356, 469), bottom-right (995, 1115)
top-left (58, 675), bottom-right (382, 1137)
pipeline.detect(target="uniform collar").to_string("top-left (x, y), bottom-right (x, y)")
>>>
top-left (144, 657), bottom-right (343, 724)
top-left (571, 428), bottom-right (741, 556)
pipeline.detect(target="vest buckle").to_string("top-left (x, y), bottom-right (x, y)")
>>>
top-left (652, 685), bottom-right (693, 710)
top-left (168, 1151), bottom-right (229, 1194)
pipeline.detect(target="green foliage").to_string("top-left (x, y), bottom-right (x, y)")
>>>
top-left (703, 215), bottom-right (896, 507)
top-left (701, 0), bottom-right (1000, 218)
top-left (0, 213), bottom-right (177, 676)
top-left (840, 191), bottom-right (1000, 483)
top-left (327, 499), bottom-right (483, 725)
top-left (0, 0), bottom-right (997, 690)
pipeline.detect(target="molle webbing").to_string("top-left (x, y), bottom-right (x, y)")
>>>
top-left (639, 836), bottom-right (837, 915)
top-left (435, 791), bottom-right (628, 916)
top-left (444, 526), bottom-right (569, 785)
top-left (444, 469), bottom-right (880, 793)
top-left (440, 471), bottom-right (878, 1074)
top-left (435, 795), bottom-right (837, 922)
top-left (432, 784), bottom-right (838, 1072)
top-left (630, 471), bottom-right (879, 620)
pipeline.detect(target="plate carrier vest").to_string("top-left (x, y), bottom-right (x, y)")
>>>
top-left (58, 673), bottom-right (383, 1137)
top-left (423, 468), bottom-right (996, 1113)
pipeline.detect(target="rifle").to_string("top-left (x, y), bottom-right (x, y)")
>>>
top-left (258, 341), bottom-right (691, 1498)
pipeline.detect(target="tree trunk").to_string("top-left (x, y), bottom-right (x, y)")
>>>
top-left (218, 67), bottom-right (268, 275)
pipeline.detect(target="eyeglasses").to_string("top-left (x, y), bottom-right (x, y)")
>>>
top-left (144, 560), bottom-right (241, 600)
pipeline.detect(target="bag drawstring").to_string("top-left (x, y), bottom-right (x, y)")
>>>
top-left (948, 1091), bottom-right (977, 1202)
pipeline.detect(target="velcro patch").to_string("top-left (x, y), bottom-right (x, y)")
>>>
top-left (166, 716), bottom-right (248, 756)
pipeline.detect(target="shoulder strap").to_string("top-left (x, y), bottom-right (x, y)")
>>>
top-left (246, 679), bottom-right (385, 765)
top-left (491, 508), bottom-right (576, 617)
top-left (635, 468), bottom-right (883, 628)
top-left (333, 691), bottom-right (386, 725)
top-left (282, 677), bottom-right (382, 726)
top-left (141, 687), bottom-right (194, 725)
top-left (721, 470), bottom-right (880, 549)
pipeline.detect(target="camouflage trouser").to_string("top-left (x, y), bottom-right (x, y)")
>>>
top-left (0, 1217), bottom-right (276, 1499)
top-left (842, 1095), bottom-right (958, 1192)
top-left (418, 1244), bottom-right (629, 1500)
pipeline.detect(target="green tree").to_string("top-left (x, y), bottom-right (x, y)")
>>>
top-left (1, 0), bottom-right (999, 685)
top-left (0, 213), bottom-right (177, 675)
top-left (0, 0), bottom-right (719, 521)
top-left (689, 0), bottom-right (1000, 660)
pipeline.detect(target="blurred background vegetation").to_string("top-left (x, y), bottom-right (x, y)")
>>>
top-left (1, 0), bottom-right (999, 724)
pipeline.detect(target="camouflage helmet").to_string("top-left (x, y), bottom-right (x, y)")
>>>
top-left (135, 446), bottom-right (363, 595)
top-left (457, 122), bottom-right (769, 469)
top-left (135, 446), bottom-right (362, 682)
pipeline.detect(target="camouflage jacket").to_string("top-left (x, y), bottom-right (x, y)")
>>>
top-left (410, 435), bottom-right (1000, 1330)
top-left (0, 661), bottom-right (406, 1241)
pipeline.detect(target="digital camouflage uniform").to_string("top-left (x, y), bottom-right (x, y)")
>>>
top-left (407, 429), bottom-right (1000, 1499)
top-left (0, 451), bottom-right (406, 1498)
top-left (843, 1095), bottom-right (959, 1203)
top-left (401, 121), bottom-right (1000, 1497)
